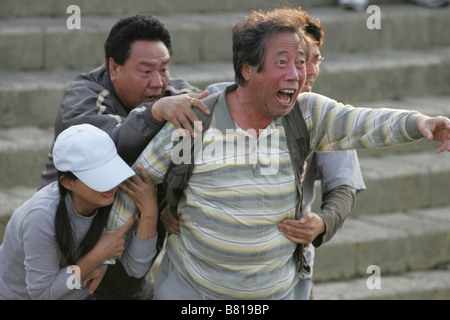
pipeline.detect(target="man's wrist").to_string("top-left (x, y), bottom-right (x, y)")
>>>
top-left (146, 103), bottom-right (166, 128)
top-left (149, 101), bottom-right (165, 122)
top-left (408, 114), bottom-right (424, 139)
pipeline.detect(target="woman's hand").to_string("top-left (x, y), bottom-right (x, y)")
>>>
top-left (120, 164), bottom-right (158, 240)
top-left (94, 216), bottom-right (136, 260)
top-left (82, 267), bottom-right (106, 295)
top-left (75, 216), bottom-right (135, 289)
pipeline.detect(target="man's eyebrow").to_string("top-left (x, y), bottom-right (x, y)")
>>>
top-left (139, 59), bottom-right (171, 67)
top-left (274, 48), bottom-right (305, 57)
top-left (274, 49), bottom-right (289, 56)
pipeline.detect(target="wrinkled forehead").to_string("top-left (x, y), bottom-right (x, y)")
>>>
top-left (266, 31), bottom-right (307, 58)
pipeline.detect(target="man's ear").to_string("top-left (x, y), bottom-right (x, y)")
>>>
top-left (241, 64), bottom-right (254, 81)
top-left (109, 57), bottom-right (121, 80)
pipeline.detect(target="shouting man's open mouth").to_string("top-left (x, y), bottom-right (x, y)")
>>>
top-left (277, 89), bottom-right (296, 105)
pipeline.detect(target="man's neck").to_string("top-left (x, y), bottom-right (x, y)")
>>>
top-left (226, 86), bottom-right (275, 136)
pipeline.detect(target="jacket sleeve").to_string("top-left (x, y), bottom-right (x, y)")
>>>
top-left (308, 150), bottom-right (366, 247)
top-left (312, 185), bottom-right (357, 247)
top-left (55, 76), bottom-right (164, 166)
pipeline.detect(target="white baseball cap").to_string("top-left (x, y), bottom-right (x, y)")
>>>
top-left (53, 124), bottom-right (135, 192)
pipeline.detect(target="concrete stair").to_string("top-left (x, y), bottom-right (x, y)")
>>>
top-left (1, 0), bottom-right (449, 299)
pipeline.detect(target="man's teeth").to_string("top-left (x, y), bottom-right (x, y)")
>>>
top-left (280, 89), bottom-right (295, 94)
top-left (277, 89), bottom-right (295, 104)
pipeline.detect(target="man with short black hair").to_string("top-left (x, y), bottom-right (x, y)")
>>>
top-left (40, 13), bottom-right (210, 300)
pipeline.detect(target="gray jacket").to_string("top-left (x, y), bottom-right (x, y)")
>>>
top-left (40, 64), bottom-right (201, 187)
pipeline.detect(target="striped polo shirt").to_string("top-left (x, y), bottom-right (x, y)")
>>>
top-left (109, 88), bottom-right (421, 299)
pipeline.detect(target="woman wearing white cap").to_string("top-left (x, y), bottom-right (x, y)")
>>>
top-left (0, 124), bottom-right (158, 299)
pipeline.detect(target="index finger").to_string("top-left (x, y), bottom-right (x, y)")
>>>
top-left (437, 140), bottom-right (450, 154)
top-left (280, 218), bottom-right (302, 227)
top-left (117, 215), bottom-right (136, 235)
top-left (88, 277), bottom-right (101, 295)
top-left (135, 164), bottom-right (152, 184)
top-left (189, 90), bottom-right (210, 114)
top-left (190, 91), bottom-right (211, 127)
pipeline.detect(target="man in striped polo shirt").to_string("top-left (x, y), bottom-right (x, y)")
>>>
top-left (109, 7), bottom-right (450, 300)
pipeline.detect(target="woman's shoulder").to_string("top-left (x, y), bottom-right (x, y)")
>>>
top-left (14, 182), bottom-right (61, 229)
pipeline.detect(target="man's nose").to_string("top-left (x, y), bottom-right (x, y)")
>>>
top-left (286, 62), bottom-right (301, 81)
top-left (149, 72), bottom-right (163, 87)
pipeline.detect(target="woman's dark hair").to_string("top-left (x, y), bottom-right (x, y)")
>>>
top-left (304, 16), bottom-right (325, 47)
top-left (232, 7), bottom-right (310, 86)
top-left (104, 14), bottom-right (173, 73)
top-left (54, 171), bottom-right (110, 265)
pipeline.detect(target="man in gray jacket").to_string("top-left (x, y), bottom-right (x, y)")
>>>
top-left (40, 14), bottom-right (209, 187)
top-left (39, 14), bottom-right (210, 299)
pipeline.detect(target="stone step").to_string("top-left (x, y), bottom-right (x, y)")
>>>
top-left (313, 266), bottom-right (450, 299)
top-left (0, 69), bottom-right (79, 128)
top-left (353, 151), bottom-right (450, 215)
top-left (312, 148), bottom-right (450, 216)
top-left (1, 4), bottom-right (450, 70)
top-left (0, 0), bottom-right (410, 19)
top-left (313, 206), bottom-right (450, 283)
top-left (309, 140), bottom-right (450, 216)
top-left (2, 46), bottom-right (450, 129)
top-left (0, 126), bottom-right (53, 188)
top-left (316, 4), bottom-right (450, 54)
top-left (312, 45), bottom-right (450, 104)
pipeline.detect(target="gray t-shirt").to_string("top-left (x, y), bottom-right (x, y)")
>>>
top-left (0, 182), bottom-right (156, 299)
